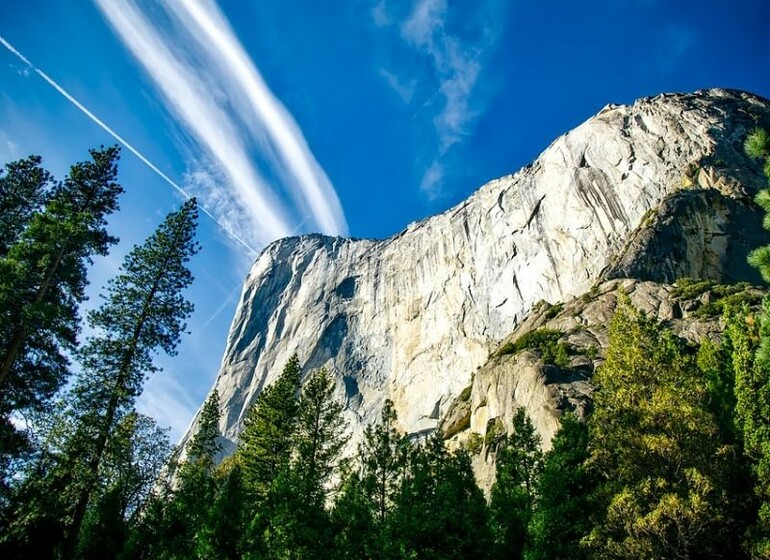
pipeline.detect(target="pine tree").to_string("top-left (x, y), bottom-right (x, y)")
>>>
top-left (331, 466), bottom-right (376, 559)
top-left (388, 434), bottom-right (492, 559)
top-left (156, 390), bottom-right (222, 560)
top-left (0, 146), bottom-right (123, 445)
top-left (0, 154), bottom-right (52, 256)
top-left (490, 408), bottom-right (543, 560)
top-left (525, 413), bottom-right (594, 560)
top-left (236, 355), bottom-right (301, 556)
top-left (740, 126), bottom-right (770, 557)
top-left (257, 368), bottom-right (349, 559)
top-left (185, 389), bottom-right (222, 469)
top-left (294, 368), bottom-right (349, 503)
top-left (65, 197), bottom-right (199, 558)
top-left (76, 413), bottom-right (172, 560)
top-left (712, 307), bottom-right (764, 557)
top-left (2, 198), bottom-right (201, 558)
top-left (237, 355), bottom-right (301, 499)
top-left (360, 399), bottom-right (407, 528)
top-left (331, 399), bottom-right (407, 560)
top-left (195, 457), bottom-right (245, 560)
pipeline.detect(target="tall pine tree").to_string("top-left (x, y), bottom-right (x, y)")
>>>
top-left (387, 434), bottom-right (492, 559)
top-left (237, 355), bottom-right (301, 499)
top-left (0, 154), bottom-right (52, 256)
top-left (236, 355), bottom-right (301, 556)
top-left (1, 198), bottom-right (201, 559)
top-left (259, 368), bottom-right (349, 559)
top-left (739, 126), bottom-right (770, 557)
top-left (0, 146), bottom-right (123, 441)
top-left (122, 390), bottom-right (222, 560)
top-left (64, 197), bottom-right (199, 558)
top-left (525, 413), bottom-right (594, 560)
top-left (490, 408), bottom-right (543, 560)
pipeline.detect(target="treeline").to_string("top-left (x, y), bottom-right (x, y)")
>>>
top-left (0, 147), bottom-right (201, 559)
top-left (38, 295), bottom-right (769, 560)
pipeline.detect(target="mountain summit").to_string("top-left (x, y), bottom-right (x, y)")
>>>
top-left (183, 89), bottom-right (770, 457)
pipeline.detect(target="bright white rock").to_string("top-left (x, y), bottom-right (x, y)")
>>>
top-left (182, 88), bottom-right (770, 457)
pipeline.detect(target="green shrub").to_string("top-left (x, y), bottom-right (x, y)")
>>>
top-left (497, 328), bottom-right (571, 368)
top-left (584, 344), bottom-right (599, 361)
top-left (672, 278), bottom-right (715, 299)
top-left (485, 418), bottom-right (504, 446)
top-left (544, 302), bottom-right (564, 320)
top-left (694, 283), bottom-right (762, 318)
top-left (465, 432), bottom-right (483, 454)
top-left (459, 384), bottom-right (473, 402)
top-left (673, 278), bottom-right (763, 318)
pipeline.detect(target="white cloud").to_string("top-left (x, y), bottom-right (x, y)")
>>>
top-left (162, 0), bottom-right (348, 238)
top-left (0, 33), bottom-right (261, 254)
top-left (401, 0), bottom-right (446, 49)
top-left (92, 0), bottom-right (348, 248)
top-left (419, 160), bottom-right (444, 199)
top-left (371, 0), bottom-right (393, 27)
top-left (379, 67), bottom-right (416, 103)
top-left (373, 0), bottom-right (500, 198)
top-left (138, 372), bottom-right (199, 441)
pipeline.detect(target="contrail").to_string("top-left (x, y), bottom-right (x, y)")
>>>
top-left (0, 34), bottom-right (258, 255)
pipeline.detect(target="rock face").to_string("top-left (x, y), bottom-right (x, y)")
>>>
top-left (440, 278), bottom-right (765, 493)
top-left (183, 89), bottom-right (770, 458)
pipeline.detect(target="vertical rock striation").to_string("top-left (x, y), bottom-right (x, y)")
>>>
top-left (183, 89), bottom-right (770, 456)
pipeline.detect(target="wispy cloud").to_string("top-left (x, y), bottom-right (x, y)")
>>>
top-left (138, 371), bottom-right (199, 441)
top-left (163, 0), bottom-right (348, 238)
top-left (92, 0), bottom-right (348, 247)
top-left (379, 68), bottom-right (416, 103)
top-left (0, 33), bottom-right (258, 254)
top-left (372, 0), bottom-right (501, 198)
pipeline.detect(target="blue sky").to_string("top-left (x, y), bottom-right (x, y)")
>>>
top-left (1, 0), bottom-right (769, 440)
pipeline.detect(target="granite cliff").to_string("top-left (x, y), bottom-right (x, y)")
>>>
top-left (182, 88), bottom-right (770, 459)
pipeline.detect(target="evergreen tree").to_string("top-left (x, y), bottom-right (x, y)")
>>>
top-left (360, 399), bottom-right (407, 528)
top-left (490, 408), bottom-right (543, 560)
top-left (257, 368), bottom-right (348, 559)
top-left (0, 154), bottom-right (52, 256)
top-left (688, 317), bottom-right (756, 559)
top-left (388, 434), bottom-right (492, 559)
top-left (525, 413), bottom-right (594, 560)
top-left (76, 413), bottom-right (171, 560)
top-left (185, 389), bottom-right (222, 469)
top-left (237, 355), bottom-right (301, 500)
top-left (195, 457), bottom-right (245, 560)
top-left (741, 126), bottom-right (770, 557)
top-left (142, 390), bottom-right (222, 560)
top-left (0, 146), bottom-right (123, 461)
top-left (585, 298), bottom-right (734, 559)
top-left (331, 466), bottom-right (377, 559)
top-left (0, 198), bottom-right (200, 558)
top-left (239, 367), bottom-right (348, 560)
top-left (331, 399), bottom-right (407, 560)
top-left (64, 197), bottom-right (199, 558)
top-left (236, 355), bottom-right (302, 556)
top-left (294, 368), bottom-right (349, 504)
